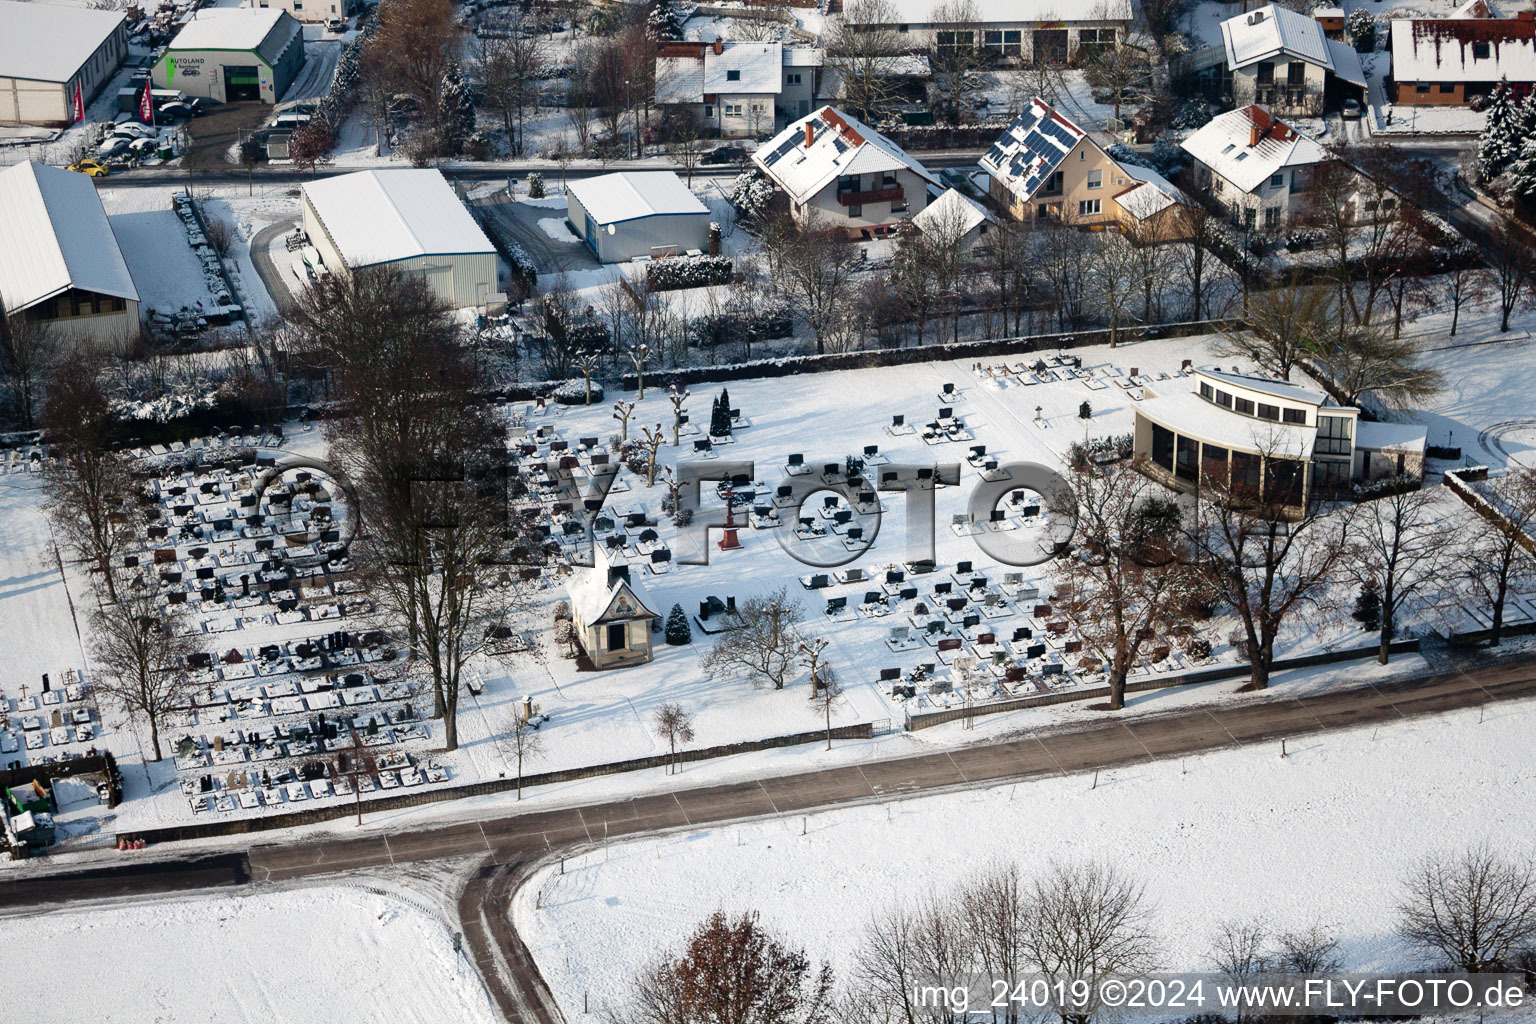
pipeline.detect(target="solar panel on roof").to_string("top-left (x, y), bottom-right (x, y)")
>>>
top-left (832, 137), bottom-right (848, 154)
top-left (1039, 120), bottom-right (1078, 148)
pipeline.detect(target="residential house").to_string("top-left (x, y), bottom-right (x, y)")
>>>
top-left (980, 98), bottom-right (1180, 230)
top-left (751, 105), bottom-right (940, 237)
top-left (1389, 11), bottom-right (1536, 105)
top-left (912, 187), bottom-right (996, 250)
top-left (1222, 3), bottom-right (1365, 115)
top-left (567, 552), bottom-right (658, 669)
top-left (1180, 104), bottom-right (1325, 232)
top-left (1133, 367), bottom-right (1426, 516)
top-left (654, 40), bottom-right (823, 137)
top-left (844, 0), bottom-right (1131, 65)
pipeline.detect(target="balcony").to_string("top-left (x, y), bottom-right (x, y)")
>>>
top-left (837, 185), bottom-right (904, 207)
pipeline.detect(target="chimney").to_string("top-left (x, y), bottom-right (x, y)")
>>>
top-left (1520, 10), bottom-right (1535, 20)
top-left (805, 120), bottom-right (815, 147)
top-left (1250, 122), bottom-right (1262, 146)
top-left (713, 37), bottom-right (723, 54)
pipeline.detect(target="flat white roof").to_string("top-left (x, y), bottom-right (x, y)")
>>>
top-left (302, 169), bottom-right (495, 268)
top-left (1390, 17), bottom-right (1536, 83)
top-left (1138, 390), bottom-right (1318, 459)
top-left (0, 161), bottom-right (137, 314)
top-left (568, 172), bottom-right (710, 225)
top-left (166, 8), bottom-right (288, 53)
top-left (0, 0), bottom-right (124, 84)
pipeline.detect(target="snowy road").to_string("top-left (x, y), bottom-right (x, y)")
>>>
top-left (5, 652), bottom-right (1536, 1022)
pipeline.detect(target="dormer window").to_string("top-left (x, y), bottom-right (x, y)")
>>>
top-left (726, 69), bottom-right (741, 81)
top-left (1474, 41), bottom-right (1490, 59)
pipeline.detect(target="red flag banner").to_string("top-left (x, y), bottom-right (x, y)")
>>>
top-left (72, 81), bottom-right (85, 122)
top-left (139, 79), bottom-right (153, 124)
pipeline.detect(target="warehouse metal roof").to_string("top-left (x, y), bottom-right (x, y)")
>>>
top-left (165, 8), bottom-right (298, 62)
top-left (0, 161), bottom-right (137, 314)
top-left (0, 1), bottom-right (125, 84)
top-left (567, 172), bottom-right (709, 225)
top-left (301, 169), bottom-right (496, 268)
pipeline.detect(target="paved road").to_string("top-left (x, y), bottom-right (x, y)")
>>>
top-left (249, 217), bottom-right (299, 315)
top-left (4, 654), bottom-right (1535, 1021)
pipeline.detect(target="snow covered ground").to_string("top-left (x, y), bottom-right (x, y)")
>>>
top-left (0, 885), bottom-right (497, 1024)
top-left (516, 695), bottom-right (1536, 1021)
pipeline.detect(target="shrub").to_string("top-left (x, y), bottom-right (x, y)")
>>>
top-left (527, 172), bottom-right (545, 198)
top-left (647, 255), bottom-right (733, 291)
top-left (729, 170), bottom-right (775, 221)
top-left (1347, 8), bottom-right (1376, 51)
top-left (1186, 637), bottom-right (1212, 660)
top-left (550, 378), bottom-right (604, 404)
top-left (1353, 582), bottom-right (1382, 631)
top-left (665, 604), bottom-right (692, 645)
top-left (1079, 400), bottom-right (1093, 420)
top-left (554, 600), bottom-right (571, 621)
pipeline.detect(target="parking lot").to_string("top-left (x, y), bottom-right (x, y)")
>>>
top-left (475, 194), bottom-right (603, 276)
top-left (181, 101), bottom-right (270, 170)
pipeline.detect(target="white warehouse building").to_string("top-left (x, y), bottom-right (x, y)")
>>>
top-left (300, 169), bottom-right (500, 310)
top-left (0, 1), bottom-right (129, 127)
top-left (566, 172), bottom-right (711, 263)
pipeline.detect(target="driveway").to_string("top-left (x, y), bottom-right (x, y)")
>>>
top-left (181, 101), bottom-right (271, 170)
top-left (476, 196), bottom-right (603, 276)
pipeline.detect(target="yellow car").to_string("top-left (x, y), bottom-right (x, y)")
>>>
top-left (68, 158), bottom-right (109, 177)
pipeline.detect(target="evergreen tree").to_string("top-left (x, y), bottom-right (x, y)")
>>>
top-left (710, 387), bottom-right (732, 436)
top-left (1477, 80), bottom-right (1520, 184)
top-left (1353, 582), bottom-right (1382, 632)
top-left (647, 0), bottom-right (684, 41)
top-left (438, 60), bottom-right (477, 157)
top-left (1505, 95), bottom-right (1536, 200)
top-left (665, 603), bottom-right (692, 645)
top-left (527, 172), bottom-right (545, 199)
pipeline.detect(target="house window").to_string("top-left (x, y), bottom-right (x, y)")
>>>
top-left (1474, 41), bottom-right (1490, 59)
top-left (726, 69), bottom-right (741, 81)
top-left (704, 104), bottom-right (713, 117)
top-left (882, 171), bottom-right (897, 187)
top-left (1270, 172), bottom-right (1284, 187)
top-left (1257, 403), bottom-right (1279, 421)
top-left (1257, 61), bottom-right (1274, 84)
top-left (1087, 169), bottom-right (1102, 189)
top-left (1264, 206), bottom-right (1279, 229)
top-left (1416, 83), bottom-right (1431, 94)
top-left (724, 103), bottom-right (742, 116)
top-left (1287, 61), bottom-right (1305, 85)
top-left (848, 204), bottom-right (863, 218)
top-left (1213, 177), bottom-right (1224, 194)
top-left (1283, 407), bottom-right (1306, 425)
top-left (838, 174), bottom-right (859, 192)
top-left (1041, 170), bottom-right (1064, 195)
top-left (1200, 382), bottom-right (1213, 400)
top-left (1078, 198), bottom-right (1101, 216)
top-left (1236, 397), bottom-right (1255, 415)
top-left (1216, 390), bottom-right (1233, 409)
top-left (111, 297), bottom-right (125, 312)
top-left (787, 72), bottom-right (801, 85)
top-left (1317, 415), bottom-right (1352, 454)
top-left (606, 623), bottom-right (627, 651)
top-left (1243, 206), bottom-right (1256, 229)
top-left (1003, 29), bottom-right (1021, 56)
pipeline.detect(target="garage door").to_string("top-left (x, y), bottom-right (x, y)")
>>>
top-left (225, 65), bottom-right (260, 102)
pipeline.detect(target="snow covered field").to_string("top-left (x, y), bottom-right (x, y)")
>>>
top-left (516, 695), bottom-right (1536, 1021)
top-left (0, 885), bottom-right (497, 1024)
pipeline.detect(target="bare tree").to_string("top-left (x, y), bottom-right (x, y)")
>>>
top-left (41, 358), bottom-right (137, 603)
top-left (1216, 274), bottom-right (1331, 381)
top-left (1398, 844), bottom-right (1536, 972)
top-left (653, 701), bottom-right (694, 774)
top-left (1082, 35), bottom-right (1150, 128)
top-left (1345, 485), bottom-right (1450, 665)
top-left (1487, 210), bottom-right (1535, 333)
top-left (1090, 229), bottom-right (1146, 348)
top-left (1208, 919), bottom-right (1270, 1024)
top-left (700, 586), bottom-right (803, 689)
top-left (0, 310), bottom-right (61, 429)
top-left (1054, 460), bottom-right (1195, 709)
top-left (959, 863), bottom-right (1028, 1024)
top-left (638, 423), bottom-right (664, 486)
top-left (665, 108), bottom-right (705, 186)
top-left (499, 707), bottom-right (546, 799)
top-left (927, 0), bottom-right (988, 126)
top-left (1308, 321), bottom-right (1444, 412)
top-left (1023, 860), bottom-right (1158, 1024)
top-left (1442, 257), bottom-right (1491, 337)
top-left (666, 384), bottom-right (691, 445)
top-left (367, 0), bottom-right (461, 144)
top-left (89, 571), bottom-right (198, 762)
top-left (335, 727), bottom-right (380, 826)
top-left (1173, 204), bottom-right (1231, 322)
top-left (1189, 436), bottom-right (1353, 689)
top-left (477, 21), bottom-right (549, 156)
top-left (613, 399), bottom-right (638, 443)
top-left (627, 911), bottom-right (835, 1024)
top-left (823, 0), bottom-right (906, 124)
top-left (1271, 921), bottom-right (1343, 974)
top-left (766, 221), bottom-right (863, 355)
top-left (1460, 468), bottom-right (1536, 647)
top-left (799, 639), bottom-right (842, 749)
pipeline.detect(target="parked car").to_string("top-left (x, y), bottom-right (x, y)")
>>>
top-left (67, 158), bottom-right (109, 177)
top-left (112, 122), bottom-right (158, 141)
top-left (1341, 98), bottom-right (1362, 120)
top-left (326, 17), bottom-right (346, 31)
top-left (128, 137), bottom-right (159, 157)
top-left (97, 135), bottom-right (131, 157)
top-left (157, 101), bottom-right (195, 120)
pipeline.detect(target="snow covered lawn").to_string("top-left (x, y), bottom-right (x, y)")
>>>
top-left (0, 885), bottom-right (497, 1024)
top-left (538, 217), bottom-right (579, 242)
top-left (107, 208), bottom-right (224, 316)
top-left (516, 696), bottom-right (1536, 1021)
